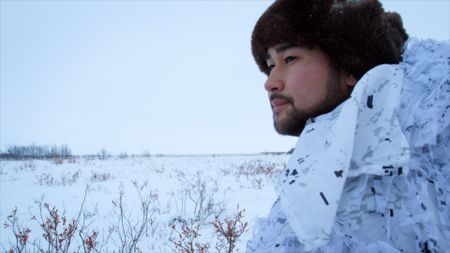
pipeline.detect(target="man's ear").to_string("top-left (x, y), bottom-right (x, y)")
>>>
top-left (344, 72), bottom-right (357, 88)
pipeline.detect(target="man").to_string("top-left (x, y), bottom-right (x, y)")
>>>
top-left (247, 0), bottom-right (450, 252)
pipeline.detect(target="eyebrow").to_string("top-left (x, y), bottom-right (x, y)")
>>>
top-left (264, 43), bottom-right (297, 61)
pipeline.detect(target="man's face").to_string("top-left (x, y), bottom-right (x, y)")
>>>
top-left (265, 44), bottom-right (355, 136)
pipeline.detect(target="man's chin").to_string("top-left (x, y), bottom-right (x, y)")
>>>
top-left (273, 118), bottom-right (304, 136)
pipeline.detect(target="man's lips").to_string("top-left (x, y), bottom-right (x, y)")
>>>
top-left (270, 98), bottom-right (291, 112)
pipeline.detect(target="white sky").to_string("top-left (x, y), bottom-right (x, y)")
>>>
top-left (1, 0), bottom-right (449, 155)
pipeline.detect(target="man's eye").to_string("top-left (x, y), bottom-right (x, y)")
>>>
top-left (267, 64), bottom-right (275, 73)
top-left (285, 56), bottom-right (296, 64)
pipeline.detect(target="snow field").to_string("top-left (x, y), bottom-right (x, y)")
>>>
top-left (0, 154), bottom-right (287, 252)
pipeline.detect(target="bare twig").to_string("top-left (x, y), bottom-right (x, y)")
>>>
top-left (213, 206), bottom-right (248, 253)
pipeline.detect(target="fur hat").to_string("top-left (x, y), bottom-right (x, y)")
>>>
top-left (251, 0), bottom-right (408, 79)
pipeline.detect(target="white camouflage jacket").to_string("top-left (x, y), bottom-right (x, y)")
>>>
top-left (247, 38), bottom-right (450, 253)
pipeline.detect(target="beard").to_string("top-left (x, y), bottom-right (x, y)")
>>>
top-left (271, 66), bottom-right (350, 136)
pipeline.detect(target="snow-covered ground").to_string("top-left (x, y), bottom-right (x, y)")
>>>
top-left (0, 154), bottom-right (288, 252)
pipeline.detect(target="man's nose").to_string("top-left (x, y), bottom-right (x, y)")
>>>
top-left (264, 71), bottom-right (284, 92)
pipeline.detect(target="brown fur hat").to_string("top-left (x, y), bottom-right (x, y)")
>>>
top-left (251, 0), bottom-right (408, 79)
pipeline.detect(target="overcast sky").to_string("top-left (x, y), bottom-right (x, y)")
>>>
top-left (1, 0), bottom-right (449, 155)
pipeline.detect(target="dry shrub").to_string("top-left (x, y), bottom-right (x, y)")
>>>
top-left (213, 207), bottom-right (248, 253)
top-left (3, 208), bottom-right (31, 253)
top-left (2, 186), bottom-right (98, 253)
top-left (37, 170), bottom-right (81, 186)
top-left (169, 223), bottom-right (210, 253)
top-left (89, 172), bottom-right (113, 183)
top-left (236, 159), bottom-right (284, 178)
top-left (109, 181), bottom-right (160, 253)
top-left (169, 206), bottom-right (248, 253)
top-left (172, 172), bottom-right (226, 225)
top-left (51, 158), bottom-right (64, 165)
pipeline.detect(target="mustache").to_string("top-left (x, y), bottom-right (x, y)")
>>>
top-left (269, 94), bottom-right (293, 104)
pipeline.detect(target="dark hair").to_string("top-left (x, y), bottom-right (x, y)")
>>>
top-left (251, 0), bottom-right (408, 79)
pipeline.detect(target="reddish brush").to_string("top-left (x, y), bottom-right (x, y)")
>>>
top-left (213, 207), bottom-right (248, 253)
top-left (3, 208), bottom-right (32, 253)
top-left (170, 223), bottom-right (210, 253)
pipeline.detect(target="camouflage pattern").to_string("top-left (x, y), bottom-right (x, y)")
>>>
top-left (247, 38), bottom-right (450, 253)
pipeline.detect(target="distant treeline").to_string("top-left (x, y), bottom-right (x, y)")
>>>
top-left (0, 144), bottom-right (292, 160)
top-left (0, 144), bottom-right (72, 160)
